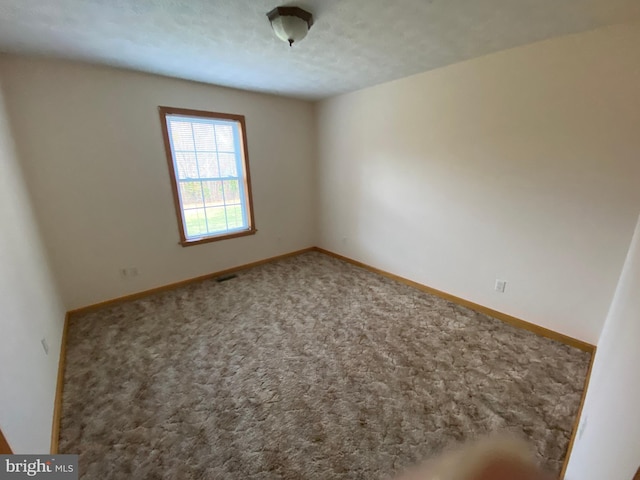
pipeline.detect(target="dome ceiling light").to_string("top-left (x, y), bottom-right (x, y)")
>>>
top-left (266, 6), bottom-right (314, 47)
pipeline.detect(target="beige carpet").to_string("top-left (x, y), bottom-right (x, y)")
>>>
top-left (60, 251), bottom-right (590, 479)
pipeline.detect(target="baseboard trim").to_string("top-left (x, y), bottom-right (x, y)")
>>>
top-left (54, 247), bottom-right (315, 453)
top-left (55, 244), bottom-right (595, 467)
top-left (67, 245), bottom-right (594, 352)
top-left (0, 427), bottom-right (12, 454)
top-left (560, 347), bottom-right (596, 479)
top-left (313, 247), bottom-right (595, 353)
top-left (50, 313), bottom-right (70, 454)
top-left (67, 247), bottom-right (316, 317)
top-left (314, 247), bottom-right (595, 476)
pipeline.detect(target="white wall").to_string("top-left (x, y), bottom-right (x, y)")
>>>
top-left (316, 24), bottom-right (640, 344)
top-left (0, 79), bottom-right (66, 453)
top-left (564, 214), bottom-right (640, 479)
top-left (0, 56), bottom-right (316, 310)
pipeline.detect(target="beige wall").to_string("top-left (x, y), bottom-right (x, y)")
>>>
top-left (0, 79), bottom-right (65, 453)
top-left (1, 21), bottom-right (639, 458)
top-left (565, 215), bottom-right (640, 479)
top-left (316, 24), bottom-right (640, 344)
top-left (0, 57), bottom-right (317, 310)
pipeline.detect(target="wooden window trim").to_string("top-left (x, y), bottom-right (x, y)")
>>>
top-left (159, 106), bottom-right (257, 246)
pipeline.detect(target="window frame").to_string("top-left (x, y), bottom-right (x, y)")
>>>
top-left (159, 106), bottom-right (257, 246)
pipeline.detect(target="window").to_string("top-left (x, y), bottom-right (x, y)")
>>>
top-left (159, 107), bottom-right (256, 246)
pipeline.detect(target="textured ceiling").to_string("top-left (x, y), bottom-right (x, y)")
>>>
top-left (0, 0), bottom-right (639, 100)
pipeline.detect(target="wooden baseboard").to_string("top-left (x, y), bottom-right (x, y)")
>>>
top-left (0, 427), bottom-right (12, 454)
top-left (312, 247), bottom-right (595, 353)
top-left (560, 347), bottom-right (596, 479)
top-left (53, 247), bottom-right (315, 454)
top-left (68, 245), bottom-right (593, 352)
top-left (67, 247), bottom-right (316, 317)
top-left (313, 247), bottom-right (596, 476)
top-left (55, 244), bottom-right (595, 470)
top-left (50, 313), bottom-right (70, 454)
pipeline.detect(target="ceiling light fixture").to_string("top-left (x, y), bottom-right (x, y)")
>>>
top-left (266, 6), bottom-right (314, 47)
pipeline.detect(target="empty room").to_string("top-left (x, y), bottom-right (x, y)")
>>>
top-left (0, 1), bottom-right (639, 479)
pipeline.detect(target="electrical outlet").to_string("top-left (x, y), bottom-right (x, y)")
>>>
top-left (577, 416), bottom-right (588, 440)
top-left (120, 267), bottom-right (139, 278)
top-left (495, 279), bottom-right (507, 293)
top-left (41, 338), bottom-right (49, 355)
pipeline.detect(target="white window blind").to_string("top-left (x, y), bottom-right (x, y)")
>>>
top-left (163, 112), bottom-right (253, 242)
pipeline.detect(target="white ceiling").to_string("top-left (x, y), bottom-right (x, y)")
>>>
top-left (0, 0), bottom-right (638, 100)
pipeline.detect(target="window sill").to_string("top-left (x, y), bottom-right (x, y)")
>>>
top-left (180, 228), bottom-right (257, 247)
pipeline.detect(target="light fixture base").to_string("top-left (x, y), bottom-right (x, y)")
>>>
top-left (267, 6), bottom-right (314, 47)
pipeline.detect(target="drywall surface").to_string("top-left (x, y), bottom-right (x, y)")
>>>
top-left (0, 79), bottom-right (65, 453)
top-left (564, 214), bottom-right (640, 479)
top-left (316, 24), bottom-right (640, 343)
top-left (0, 57), bottom-right (316, 309)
